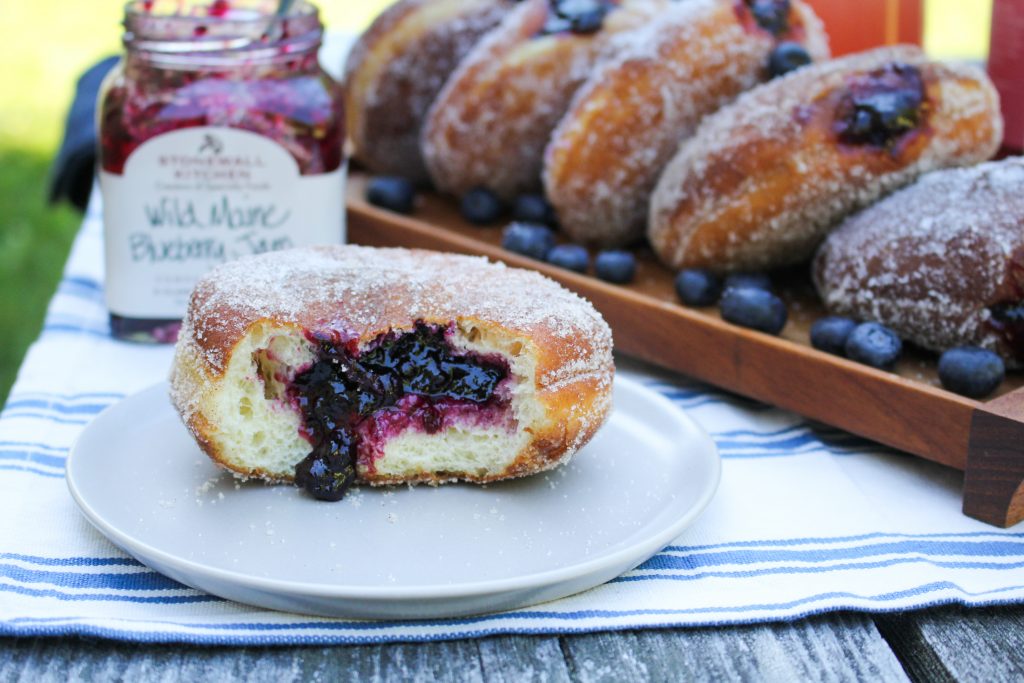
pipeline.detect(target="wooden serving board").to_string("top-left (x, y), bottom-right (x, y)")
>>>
top-left (345, 172), bottom-right (1024, 528)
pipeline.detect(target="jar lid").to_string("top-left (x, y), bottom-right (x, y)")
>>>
top-left (123, 0), bottom-right (322, 66)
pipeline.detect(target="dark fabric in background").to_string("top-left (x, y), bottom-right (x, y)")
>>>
top-left (48, 56), bottom-right (119, 212)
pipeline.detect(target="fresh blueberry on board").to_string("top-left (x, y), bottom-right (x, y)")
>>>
top-left (719, 287), bottom-right (788, 335)
top-left (513, 194), bottom-right (557, 226)
top-left (366, 176), bottom-right (416, 214)
top-left (938, 347), bottom-right (1005, 399)
top-left (768, 42), bottom-right (812, 78)
top-left (810, 316), bottom-right (858, 356)
top-left (547, 244), bottom-right (590, 273)
top-left (724, 272), bottom-right (772, 293)
top-left (460, 187), bottom-right (504, 225)
top-left (594, 250), bottom-right (637, 284)
top-left (675, 269), bottom-right (723, 307)
top-left (502, 222), bottom-right (557, 260)
top-left (844, 322), bottom-right (902, 370)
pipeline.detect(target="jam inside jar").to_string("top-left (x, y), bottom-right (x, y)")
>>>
top-left (99, 0), bottom-right (345, 343)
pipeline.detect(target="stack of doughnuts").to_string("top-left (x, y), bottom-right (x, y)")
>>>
top-left (346, 1), bottom-right (1015, 366)
top-left (346, 0), bottom-right (831, 206)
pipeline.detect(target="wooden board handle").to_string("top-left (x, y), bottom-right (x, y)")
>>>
top-left (965, 386), bottom-right (1024, 527)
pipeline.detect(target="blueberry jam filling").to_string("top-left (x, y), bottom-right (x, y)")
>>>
top-left (987, 302), bottom-right (1024, 364)
top-left (539, 0), bottom-right (616, 36)
top-left (289, 323), bottom-right (509, 501)
top-left (834, 63), bottom-right (926, 149)
top-left (742, 0), bottom-right (791, 36)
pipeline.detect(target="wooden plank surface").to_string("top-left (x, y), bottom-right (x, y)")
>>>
top-left (876, 605), bottom-right (1024, 683)
top-left (8, 607), bottom-right (1024, 680)
top-left (0, 613), bottom-right (908, 682)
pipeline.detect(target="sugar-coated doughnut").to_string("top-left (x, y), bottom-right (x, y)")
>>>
top-left (649, 45), bottom-right (1003, 272)
top-left (343, 0), bottom-right (514, 185)
top-left (170, 246), bottom-right (614, 499)
top-left (545, 0), bottom-right (829, 247)
top-left (421, 0), bottom-right (665, 200)
top-left (814, 158), bottom-right (1024, 368)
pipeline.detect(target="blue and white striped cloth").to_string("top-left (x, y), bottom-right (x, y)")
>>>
top-left (2, 197), bottom-right (1024, 645)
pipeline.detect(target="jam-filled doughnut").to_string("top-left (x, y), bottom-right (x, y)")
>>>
top-left (170, 245), bottom-right (614, 500)
top-left (648, 45), bottom-right (1003, 272)
top-left (545, 0), bottom-right (829, 247)
top-left (421, 0), bottom-right (665, 200)
top-left (343, 0), bottom-right (515, 185)
top-left (814, 158), bottom-right (1024, 367)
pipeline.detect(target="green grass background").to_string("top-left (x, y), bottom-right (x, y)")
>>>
top-left (0, 0), bottom-right (995, 404)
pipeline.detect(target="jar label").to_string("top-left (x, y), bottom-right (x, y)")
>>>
top-left (101, 126), bottom-right (346, 319)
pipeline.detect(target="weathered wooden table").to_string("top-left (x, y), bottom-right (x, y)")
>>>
top-left (1, 604), bottom-right (1022, 680)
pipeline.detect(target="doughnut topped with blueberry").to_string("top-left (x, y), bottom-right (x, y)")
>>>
top-left (649, 45), bottom-right (1002, 273)
top-left (544, 0), bottom-right (828, 248)
top-left (422, 0), bottom-right (666, 200)
top-left (344, 0), bottom-right (517, 184)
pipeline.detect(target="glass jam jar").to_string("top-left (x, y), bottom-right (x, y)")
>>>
top-left (99, 0), bottom-right (345, 343)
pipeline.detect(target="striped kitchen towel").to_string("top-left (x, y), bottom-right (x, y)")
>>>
top-left (1, 198), bottom-right (1024, 645)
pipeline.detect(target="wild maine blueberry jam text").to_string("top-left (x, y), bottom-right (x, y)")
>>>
top-left (130, 194), bottom-right (294, 263)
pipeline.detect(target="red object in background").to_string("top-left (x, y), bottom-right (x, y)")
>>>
top-left (989, 0), bottom-right (1024, 153)
top-left (804, 0), bottom-right (923, 56)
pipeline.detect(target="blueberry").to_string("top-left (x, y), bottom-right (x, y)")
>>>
top-left (720, 287), bottom-right (787, 334)
top-left (566, 7), bottom-right (607, 33)
top-left (513, 194), bottom-right (557, 226)
top-left (724, 272), bottom-right (772, 293)
top-left (938, 347), bottom-right (1005, 399)
top-left (366, 176), bottom-right (416, 214)
top-left (544, 0), bottom-right (610, 35)
top-left (502, 222), bottom-right (556, 260)
top-left (595, 250), bottom-right (637, 284)
top-left (844, 322), bottom-right (902, 370)
top-left (460, 187), bottom-right (504, 225)
top-left (768, 42), bottom-right (812, 78)
top-left (294, 439), bottom-right (357, 502)
top-left (547, 244), bottom-right (589, 273)
top-left (746, 0), bottom-right (789, 35)
top-left (835, 64), bottom-right (925, 148)
top-left (675, 269), bottom-right (722, 307)
top-left (810, 316), bottom-right (858, 355)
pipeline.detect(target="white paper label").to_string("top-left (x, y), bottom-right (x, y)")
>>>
top-left (101, 127), bottom-right (346, 318)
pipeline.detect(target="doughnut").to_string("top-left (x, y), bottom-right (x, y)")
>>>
top-left (545, 0), bottom-right (830, 247)
top-left (343, 0), bottom-right (514, 185)
top-left (170, 245), bottom-right (614, 500)
top-left (814, 157), bottom-right (1024, 367)
top-left (648, 45), bottom-right (1003, 272)
top-left (421, 0), bottom-right (665, 200)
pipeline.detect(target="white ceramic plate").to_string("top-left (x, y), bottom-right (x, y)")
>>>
top-left (67, 375), bottom-right (720, 620)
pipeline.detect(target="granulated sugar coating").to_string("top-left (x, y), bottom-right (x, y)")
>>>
top-left (648, 45), bottom-right (1003, 273)
top-left (178, 245), bottom-right (611, 375)
top-left (814, 157), bottom-right (1024, 366)
top-left (544, 0), bottom-right (828, 247)
top-left (169, 244), bottom-right (614, 491)
top-left (421, 0), bottom-right (665, 200)
top-left (343, 0), bottom-right (513, 183)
